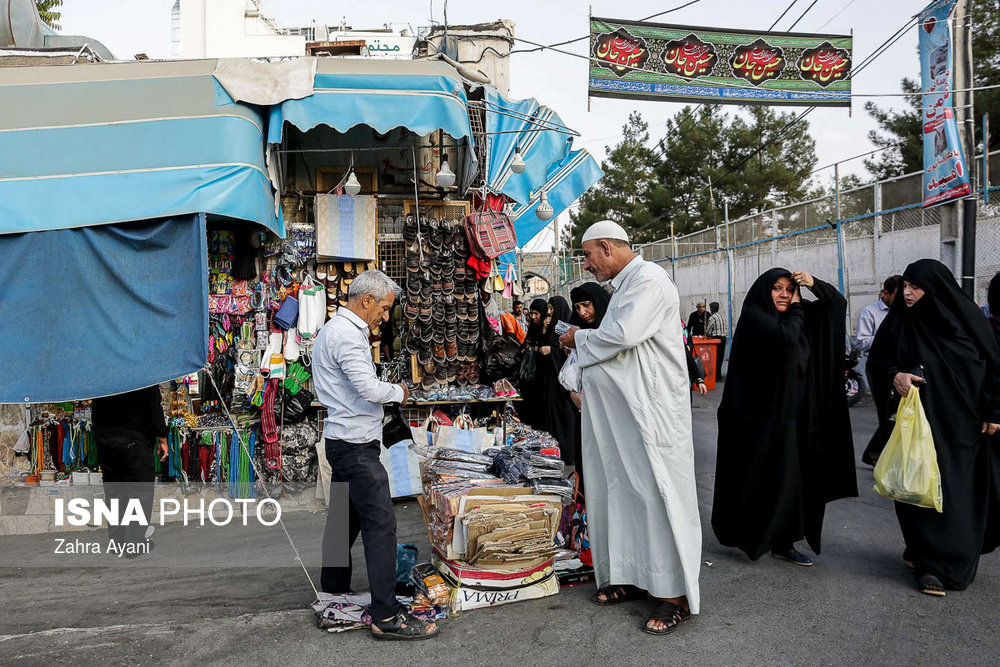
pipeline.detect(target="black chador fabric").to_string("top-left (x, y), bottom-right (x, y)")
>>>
top-left (868, 259), bottom-right (1000, 589)
top-left (518, 299), bottom-right (550, 432)
top-left (538, 296), bottom-right (577, 462)
top-left (712, 268), bottom-right (857, 560)
top-left (569, 283), bottom-right (611, 485)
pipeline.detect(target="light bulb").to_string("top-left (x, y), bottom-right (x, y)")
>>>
top-left (344, 169), bottom-right (362, 196)
top-left (536, 191), bottom-right (553, 221)
top-left (511, 146), bottom-right (526, 174)
top-left (436, 153), bottom-right (456, 189)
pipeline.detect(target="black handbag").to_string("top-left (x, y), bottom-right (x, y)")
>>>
top-left (519, 349), bottom-right (538, 382)
top-left (274, 387), bottom-right (315, 425)
top-left (382, 403), bottom-right (412, 448)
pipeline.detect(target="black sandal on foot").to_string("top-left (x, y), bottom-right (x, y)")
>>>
top-left (370, 610), bottom-right (440, 641)
top-left (590, 585), bottom-right (647, 606)
top-left (642, 601), bottom-right (691, 636)
top-left (916, 572), bottom-right (946, 597)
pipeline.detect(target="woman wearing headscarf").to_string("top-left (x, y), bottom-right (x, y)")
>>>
top-left (713, 268), bottom-right (857, 566)
top-left (867, 260), bottom-right (1000, 596)
top-left (560, 283), bottom-right (614, 482)
top-left (518, 299), bottom-right (550, 432)
top-left (535, 295), bottom-right (578, 463)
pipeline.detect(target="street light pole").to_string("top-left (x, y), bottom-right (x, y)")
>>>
top-left (955, 0), bottom-right (977, 297)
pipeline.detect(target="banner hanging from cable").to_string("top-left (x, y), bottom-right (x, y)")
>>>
top-left (918, 0), bottom-right (972, 208)
top-left (587, 17), bottom-right (852, 107)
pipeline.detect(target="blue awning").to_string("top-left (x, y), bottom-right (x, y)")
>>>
top-left (267, 59), bottom-right (473, 144)
top-left (483, 88), bottom-right (578, 206)
top-left (0, 60), bottom-right (281, 236)
top-left (509, 149), bottom-right (603, 245)
top-left (479, 88), bottom-right (602, 247)
top-left (0, 214), bottom-right (208, 403)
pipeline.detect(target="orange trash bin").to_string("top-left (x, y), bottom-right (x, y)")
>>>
top-left (691, 337), bottom-right (721, 391)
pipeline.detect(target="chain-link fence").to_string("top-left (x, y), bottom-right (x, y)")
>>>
top-left (558, 150), bottom-right (1000, 348)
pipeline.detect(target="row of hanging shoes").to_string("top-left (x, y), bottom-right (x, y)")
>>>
top-left (315, 261), bottom-right (372, 319)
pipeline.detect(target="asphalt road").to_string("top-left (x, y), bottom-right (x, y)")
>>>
top-left (2, 387), bottom-right (999, 666)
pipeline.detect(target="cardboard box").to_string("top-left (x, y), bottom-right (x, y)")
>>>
top-left (449, 575), bottom-right (558, 611)
top-left (434, 554), bottom-right (555, 589)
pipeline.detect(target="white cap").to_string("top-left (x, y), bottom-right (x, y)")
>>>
top-left (581, 220), bottom-right (630, 244)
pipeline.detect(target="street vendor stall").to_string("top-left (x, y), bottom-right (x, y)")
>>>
top-left (0, 56), bottom-right (603, 599)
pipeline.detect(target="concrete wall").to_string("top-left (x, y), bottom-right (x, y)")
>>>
top-left (425, 21), bottom-right (514, 97)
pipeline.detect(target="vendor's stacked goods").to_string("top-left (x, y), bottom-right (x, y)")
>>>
top-left (403, 215), bottom-right (481, 389)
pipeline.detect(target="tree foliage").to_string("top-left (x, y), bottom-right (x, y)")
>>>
top-left (864, 0), bottom-right (1000, 180)
top-left (567, 111), bottom-right (657, 248)
top-left (36, 0), bottom-right (62, 30)
top-left (569, 105), bottom-right (817, 246)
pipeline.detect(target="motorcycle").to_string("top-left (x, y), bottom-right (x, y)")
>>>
top-left (845, 337), bottom-right (865, 407)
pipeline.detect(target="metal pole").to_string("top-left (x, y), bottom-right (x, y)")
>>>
top-left (984, 114), bottom-right (991, 205)
top-left (724, 200), bottom-right (734, 358)
top-left (834, 162), bottom-right (846, 294)
top-left (956, 0), bottom-right (977, 297)
top-left (670, 220), bottom-right (677, 281)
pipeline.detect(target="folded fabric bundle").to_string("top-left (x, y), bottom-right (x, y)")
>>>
top-left (433, 448), bottom-right (494, 466)
top-left (526, 454), bottom-right (565, 480)
top-left (531, 477), bottom-right (574, 502)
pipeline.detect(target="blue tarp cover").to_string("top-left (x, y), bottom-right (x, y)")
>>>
top-left (267, 72), bottom-right (472, 143)
top-left (0, 214), bottom-right (208, 403)
top-left (0, 60), bottom-right (282, 236)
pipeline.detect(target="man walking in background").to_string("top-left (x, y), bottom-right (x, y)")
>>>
top-left (687, 302), bottom-right (709, 337)
top-left (857, 275), bottom-right (902, 467)
top-left (705, 302), bottom-right (727, 381)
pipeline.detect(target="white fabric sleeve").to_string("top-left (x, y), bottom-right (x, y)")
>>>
top-left (576, 275), bottom-right (665, 368)
top-left (334, 334), bottom-right (404, 404)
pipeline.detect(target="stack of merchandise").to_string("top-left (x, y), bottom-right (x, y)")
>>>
top-left (403, 215), bottom-right (481, 388)
top-left (416, 440), bottom-right (566, 612)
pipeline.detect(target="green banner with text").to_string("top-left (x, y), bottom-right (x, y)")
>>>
top-left (588, 17), bottom-right (852, 107)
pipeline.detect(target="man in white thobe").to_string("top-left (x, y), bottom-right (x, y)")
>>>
top-left (560, 221), bottom-right (701, 635)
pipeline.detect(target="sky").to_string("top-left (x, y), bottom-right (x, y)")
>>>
top-left (57, 0), bottom-right (929, 250)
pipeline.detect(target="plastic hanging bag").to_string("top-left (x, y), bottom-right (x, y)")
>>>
top-left (873, 385), bottom-right (943, 512)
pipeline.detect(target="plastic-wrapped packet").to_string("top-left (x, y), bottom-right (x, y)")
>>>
top-left (409, 563), bottom-right (451, 607)
top-left (532, 477), bottom-right (574, 502)
top-left (433, 448), bottom-right (493, 466)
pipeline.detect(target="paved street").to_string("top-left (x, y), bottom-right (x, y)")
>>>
top-left (2, 386), bottom-right (999, 666)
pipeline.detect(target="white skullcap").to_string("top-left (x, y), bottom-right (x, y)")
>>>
top-left (581, 220), bottom-right (630, 244)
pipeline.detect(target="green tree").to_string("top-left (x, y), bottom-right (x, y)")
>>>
top-left (864, 0), bottom-right (1000, 180)
top-left (567, 111), bottom-right (658, 248)
top-left (863, 78), bottom-right (922, 179)
top-left (36, 0), bottom-right (62, 30)
top-left (973, 0), bottom-right (1000, 152)
top-left (642, 105), bottom-right (817, 240)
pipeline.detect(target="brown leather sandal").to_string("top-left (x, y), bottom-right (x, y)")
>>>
top-left (643, 601), bottom-right (691, 635)
top-left (590, 585), bottom-right (647, 606)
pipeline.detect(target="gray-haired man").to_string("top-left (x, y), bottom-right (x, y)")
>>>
top-left (315, 270), bottom-right (438, 640)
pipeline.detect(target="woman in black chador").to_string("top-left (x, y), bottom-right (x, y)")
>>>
top-left (535, 295), bottom-right (578, 463)
top-left (713, 268), bottom-right (857, 566)
top-left (868, 259), bottom-right (1000, 596)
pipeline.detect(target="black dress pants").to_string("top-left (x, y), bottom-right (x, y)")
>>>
top-left (95, 435), bottom-right (155, 546)
top-left (320, 438), bottom-right (401, 622)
